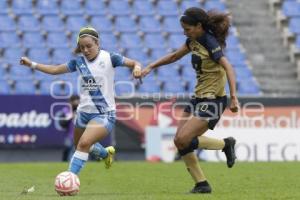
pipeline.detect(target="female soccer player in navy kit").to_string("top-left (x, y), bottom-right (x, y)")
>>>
top-left (20, 27), bottom-right (142, 175)
top-left (142, 7), bottom-right (239, 193)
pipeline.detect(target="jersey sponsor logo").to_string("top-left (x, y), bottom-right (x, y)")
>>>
top-left (211, 46), bottom-right (221, 53)
top-left (82, 78), bottom-right (101, 91)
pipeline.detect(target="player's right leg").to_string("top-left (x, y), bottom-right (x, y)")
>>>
top-left (197, 136), bottom-right (236, 168)
top-left (174, 116), bottom-right (212, 194)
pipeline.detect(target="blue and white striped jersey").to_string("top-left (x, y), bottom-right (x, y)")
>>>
top-left (67, 50), bottom-right (124, 114)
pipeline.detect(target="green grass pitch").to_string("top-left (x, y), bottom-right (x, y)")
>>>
top-left (0, 161), bottom-right (299, 200)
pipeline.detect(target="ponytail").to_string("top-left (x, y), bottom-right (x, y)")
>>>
top-left (207, 10), bottom-right (230, 48)
top-left (180, 7), bottom-right (230, 48)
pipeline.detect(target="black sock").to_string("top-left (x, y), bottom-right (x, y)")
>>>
top-left (196, 180), bottom-right (209, 187)
top-left (223, 138), bottom-right (230, 149)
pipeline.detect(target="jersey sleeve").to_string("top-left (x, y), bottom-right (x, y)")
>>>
top-left (205, 35), bottom-right (224, 62)
top-left (110, 52), bottom-right (125, 68)
top-left (66, 59), bottom-right (77, 72)
top-left (185, 38), bottom-right (191, 50)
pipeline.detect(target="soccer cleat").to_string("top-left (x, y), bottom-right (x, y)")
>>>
top-left (222, 137), bottom-right (236, 168)
top-left (190, 184), bottom-right (212, 194)
top-left (104, 146), bottom-right (115, 169)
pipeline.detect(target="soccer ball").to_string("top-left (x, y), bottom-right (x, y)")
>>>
top-left (54, 171), bottom-right (80, 196)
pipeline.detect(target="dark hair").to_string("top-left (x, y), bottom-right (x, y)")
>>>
top-left (69, 95), bottom-right (79, 102)
top-left (73, 27), bottom-right (99, 54)
top-left (180, 7), bottom-right (230, 48)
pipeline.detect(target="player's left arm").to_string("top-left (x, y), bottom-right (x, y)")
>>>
top-left (123, 57), bottom-right (142, 79)
top-left (219, 56), bottom-right (239, 112)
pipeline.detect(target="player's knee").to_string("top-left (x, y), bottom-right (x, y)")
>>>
top-left (177, 137), bottom-right (199, 156)
top-left (77, 139), bottom-right (92, 151)
top-left (174, 135), bottom-right (189, 150)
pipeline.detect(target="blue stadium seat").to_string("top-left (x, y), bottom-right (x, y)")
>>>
top-left (282, 1), bottom-right (300, 17)
top-left (162, 16), bottom-right (182, 33)
top-left (226, 34), bottom-right (240, 50)
top-left (138, 77), bottom-right (160, 93)
top-left (36, 0), bottom-right (59, 16)
top-left (156, 65), bottom-right (179, 77)
top-left (0, 80), bottom-right (10, 94)
top-left (47, 32), bottom-right (69, 48)
top-left (144, 33), bottom-right (166, 49)
top-left (65, 16), bottom-right (87, 32)
top-left (234, 67), bottom-right (254, 82)
top-left (114, 80), bottom-right (135, 96)
top-left (0, 1), bottom-right (9, 14)
top-left (181, 76), bottom-right (197, 93)
top-left (18, 15), bottom-right (40, 32)
top-left (179, 0), bottom-right (202, 13)
top-left (69, 32), bottom-right (79, 49)
top-left (156, 0), bottom-right (179, 16)
top-left (163, 80), bottom-right (185, 94)
top-left (296, 35), bottom-right (300, 49)
top-left (0, 32), bottom-right (20, 48)
top-left (100, 33), bottom-right (119, 51)
top-left (0, 64), bottom-right (8, 76)
top-left (9, 65), bottom-right (33, 77)
top-left (22, 32), bottom-right (46, 48)
top-left (115, 66), bottom-right (131, 79)
top-left (120, 33), bottom-right (143, 49)
top-left (150, 49), bottom-right (168, 60)
top-left (90, 16), bottom-right (114, 33)
top-left (139, 16), bottom-right (161, 33)
top-left (11, 0), bottom-right (33, 15)
top-left (132, 0), bottom-right (155, 16)
top-left (41, 15), bottom-right (65, 32)
top-left (181, 65), bottom-right (196, 78)
top-left (168, 33), bottom-right (186, 49)
top-left (60, 0), bottom-right (83, 16)
top-left (34, 70), bottom-right (55, 80)
top-left (126, 49), bottom-right (149, 64)
top-left (204, 1), bottom-right (227, 12)
top-left (14, 80), bottom-right (36, 94)
top-left (177, 55), bottom-right (190, 66)
top-left (52, 48), bottom-right (74, 64)
top-left (108, 0), bottom-right (131, 16)
top-left (238, 79), bottom-right (261, 95)
top-left (0, 15), bottom-right (16, 31)
top-left (84, 0), bottom-right (107, 16)
top-left (28, 48), bottom-right (50, 63)
top-left (288, 18), bottom-right (300, 34)
top-left (115, 16), bottom-right (137, 33)
top-left (3, 48), bottom-right (23, 65)
top-left (39, 80), bottom-right (71, 96)
top-left (226, 50), bottom-right (247, 64)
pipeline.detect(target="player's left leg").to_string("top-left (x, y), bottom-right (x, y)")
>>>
top-left (69, 121), bottom-right (108, 174)
top-left (88, 111), bottom-right (116, 169)
top-left (174, 116), bottom-right (212, 193)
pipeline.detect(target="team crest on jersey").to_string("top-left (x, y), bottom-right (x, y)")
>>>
top-left (98, 61), bottom-right (105, 68)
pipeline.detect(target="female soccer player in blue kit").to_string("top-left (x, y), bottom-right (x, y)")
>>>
top-left (20, 27), bottom-right (142, 175)
top-left (142, 7), bottom-right (239, 193)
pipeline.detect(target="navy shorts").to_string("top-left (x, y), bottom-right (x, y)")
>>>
top-left (75, 111), bottom-right (116, 134)
top-left (183, 96), bottom-right (227, 130)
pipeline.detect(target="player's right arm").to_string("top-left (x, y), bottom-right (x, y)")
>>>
top-left (142, 44), bottom-right (190, 77)
top-left (20, 56), bottom-right (69, 75)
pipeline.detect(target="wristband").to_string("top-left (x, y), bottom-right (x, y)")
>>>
top-left (31, 62), bottom-right (37, 69)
